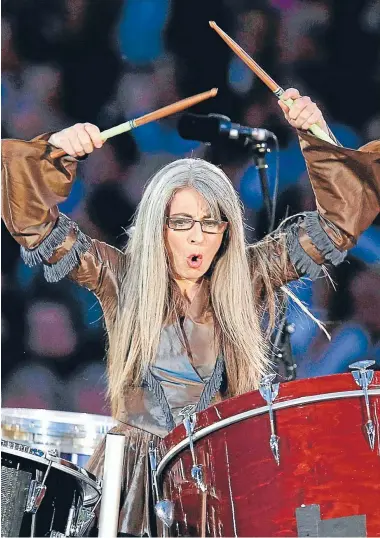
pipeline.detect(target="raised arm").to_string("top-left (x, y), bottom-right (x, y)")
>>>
top-left (1, 124), bottom-right (127, 328)
top-left (249, 89), bottom-right (380, 293)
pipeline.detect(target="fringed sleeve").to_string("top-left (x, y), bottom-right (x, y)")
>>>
top-left (1, 135), bottom-right (126, 327)
top-left (298, 131), bottom-right (380, 246)
top-left (249, 132), bottom-right (380, 289)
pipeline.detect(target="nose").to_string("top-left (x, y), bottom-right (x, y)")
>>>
top-left (188, 221), bottom-right (204, 244)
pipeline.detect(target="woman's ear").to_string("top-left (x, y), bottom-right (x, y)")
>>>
top-left (205, 228), bottom-right (229, 277)
top-left (219, 228), bottom-right (230, 256)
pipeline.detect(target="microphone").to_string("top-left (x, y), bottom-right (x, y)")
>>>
top-left (178, 113), bottom-right (273, 143)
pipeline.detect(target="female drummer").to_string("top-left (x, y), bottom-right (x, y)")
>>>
top-left (2, 88), bottom-right (379, 536)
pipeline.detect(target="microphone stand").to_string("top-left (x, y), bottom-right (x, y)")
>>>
top-left (249, 140), bottom-right (297, 382)
top-left (254, 144), bottom-right (273, 229)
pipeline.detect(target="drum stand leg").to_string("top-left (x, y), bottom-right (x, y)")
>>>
top-left (30, 513), bottom-right (37, 538)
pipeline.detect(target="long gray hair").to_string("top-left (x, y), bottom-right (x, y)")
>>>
top-left (107, 158), bottom-right (277, 416)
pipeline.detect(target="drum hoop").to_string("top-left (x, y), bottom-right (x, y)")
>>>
top-left (1, 408), bottom-right (116, 437)
top-left (1, 444), bottom-right (101, 504)
top-left (156, 387), bottom-right (380, 479)
top-left (1, 408), bottom-right (116, 425)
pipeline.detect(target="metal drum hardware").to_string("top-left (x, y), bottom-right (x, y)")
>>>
top-left (179, 405), bottom-right (207, 492)
top-left (148, 441), bottom-right (174, 528)
top-left (1, 440), bottom-right (101, 537)
top-left (158, 372), bottom-right (380, 537)
top-left (259, 373), bottom-right (280, 465)
top-left (349, 360), bottom-right (377, 450)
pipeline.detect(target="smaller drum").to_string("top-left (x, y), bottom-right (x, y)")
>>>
top-left (1, 409), bottom-right (117, 467)
top-left (1, 440), bottom-right (101, 537)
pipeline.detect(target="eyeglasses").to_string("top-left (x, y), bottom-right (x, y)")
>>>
top-left (166, 217), bottom-right (228, 234)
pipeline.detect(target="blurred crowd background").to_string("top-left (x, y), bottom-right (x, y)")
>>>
top-left (2, 0), bottom-right (380, 416)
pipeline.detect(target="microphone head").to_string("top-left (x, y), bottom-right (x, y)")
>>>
top-left (177, 113), bottom-right (222, 143)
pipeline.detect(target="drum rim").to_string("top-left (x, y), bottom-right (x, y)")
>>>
top-left (156, 387), bottom-right (380, 480)
top-left (1, 407), bottom-right (116, 425)
top-left (1, 441), bottom-right (101, 504)
top-left (1, 408), bottom-right (117, 449)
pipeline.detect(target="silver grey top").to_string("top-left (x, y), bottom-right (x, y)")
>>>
top-left (117, 281), bottom-right (222, 438)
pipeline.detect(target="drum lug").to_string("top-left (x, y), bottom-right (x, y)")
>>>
top-left (26, 460), bottom-right (52, 515)
top-left (149, 441), bottom-right (175, 528)
top-left (49, 507), bottom-right (96, 537)
top-left (349, 360), bottom-right (377, 450)
top-left (74, 506), bottom-right (96, 536)
top-left (259, 374), bottom-right (280, 465)
top-left (49, 506), bottom-right (96, 537)
top-left (179, 405), bottom-right (207, 492)
top-left (25, 479), bottom-right (47, 514)
top-left (191, 464), bottom-right (207, 492)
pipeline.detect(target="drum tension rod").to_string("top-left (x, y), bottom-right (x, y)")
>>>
top-left (179, 405), bottom-right (207, 492)
top-left (349, 360), bottom-right (377, 450)
top-left (259, 374), bottom-right (280, 465)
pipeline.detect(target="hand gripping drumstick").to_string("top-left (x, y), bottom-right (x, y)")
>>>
top-left (209, 21), bottom-right (336, 145)
top-left (50, 88), bottom-right (218, 159)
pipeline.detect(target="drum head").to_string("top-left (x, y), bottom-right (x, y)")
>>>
top-left (2, 408), bottom-right (116, 456)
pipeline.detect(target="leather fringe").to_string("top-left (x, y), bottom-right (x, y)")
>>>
top-left (43, 228), bottom-right (91, 283)
top-left (285, 211), bottom-right (347, 280)
top-left (304, 212), bottom-right (347, 266)
top-left (20, 213), bottom-right (72, 266)
top-left (286, 221), bottom-right (323, 280)
top-left (20, 213), bottom-right (91, 283)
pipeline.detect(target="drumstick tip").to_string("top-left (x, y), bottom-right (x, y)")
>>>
top-left (209, 20), bottom-right (217, 29)
top-left (210, 87), bottom-right (218, 97)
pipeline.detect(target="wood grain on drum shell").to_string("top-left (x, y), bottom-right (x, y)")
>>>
top-left (159, 373), bottom-right (380, 537)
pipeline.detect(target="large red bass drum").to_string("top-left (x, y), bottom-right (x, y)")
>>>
top-left (157, 371), bottom-right (380, 537)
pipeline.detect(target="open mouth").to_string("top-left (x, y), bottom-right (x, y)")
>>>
top-left (186, 254), bottom-right (203, 269)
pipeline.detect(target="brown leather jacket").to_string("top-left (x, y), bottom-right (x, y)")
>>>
top-left (2, 131), bottom-right (379, 332)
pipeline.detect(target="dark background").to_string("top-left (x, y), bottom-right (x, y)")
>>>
top-left (2, 0), bottom-right (380, 415)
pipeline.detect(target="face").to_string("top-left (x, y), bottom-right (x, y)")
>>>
top-left (165, 187), bottom-right (226, 281)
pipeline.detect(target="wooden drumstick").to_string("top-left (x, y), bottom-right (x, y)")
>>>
top-left (209, 21), bottom-right (336, 145)
top-left (50, 88), bottom-right (218, 159)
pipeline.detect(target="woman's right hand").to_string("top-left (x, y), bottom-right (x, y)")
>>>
top-left (48, 123), bottom-right (103, 158)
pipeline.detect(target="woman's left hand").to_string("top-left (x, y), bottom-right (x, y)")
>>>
top-left (278, 88), bottom-right (329, 135)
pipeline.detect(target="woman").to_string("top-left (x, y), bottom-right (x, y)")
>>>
top-left (2, 88), bottom-right (379, 536)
